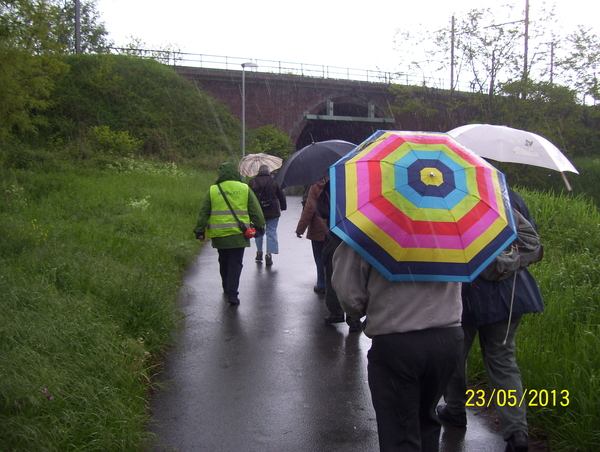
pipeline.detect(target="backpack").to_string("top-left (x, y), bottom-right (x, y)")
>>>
top-left (479, 208), bottom-right (544, 281)
top-left (255, 180), bottom-right (273, 209)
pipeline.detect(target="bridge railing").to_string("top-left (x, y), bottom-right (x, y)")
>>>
top-left (110, 48), bottom-right (467, 91)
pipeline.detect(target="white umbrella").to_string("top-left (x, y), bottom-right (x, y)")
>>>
top-left (448, 124), bottom-right (579, 190)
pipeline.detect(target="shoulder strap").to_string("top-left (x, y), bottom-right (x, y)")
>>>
top-left (217, 183), bottom-right (242, 224)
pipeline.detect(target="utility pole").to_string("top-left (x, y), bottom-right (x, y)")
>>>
top-left (550, 41), bottom-right (554, 84)
top-left (75, 0), bottom-right (81, 54)
top-left (522, 0), bottom-right (530, 98)
top-left (450, 15), bottom-right (455, 93)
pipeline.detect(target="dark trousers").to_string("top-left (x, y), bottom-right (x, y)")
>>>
top-left (368, 327), bottom-right (463, 452)
top-left (217, 248), bottom-right (245, 297)
top-left (322, 232), bottom-right (360, 326)
top-left (311, 240), bottom-right (326, 290)
top-left (323, 232), bottom-right (342, 316)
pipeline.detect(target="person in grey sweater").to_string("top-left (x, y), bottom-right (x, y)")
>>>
top-left (332, 241), bottom-right (464, 452)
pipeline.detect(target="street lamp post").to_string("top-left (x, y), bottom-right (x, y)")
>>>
top-left (241, 62), bottom-right (258, 160)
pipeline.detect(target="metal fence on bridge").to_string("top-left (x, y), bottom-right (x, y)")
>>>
top-left (110, 48), bottom-right (473, 92)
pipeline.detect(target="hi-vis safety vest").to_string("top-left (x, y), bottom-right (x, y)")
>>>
top-left (207, 181), bottom-right (251, 238)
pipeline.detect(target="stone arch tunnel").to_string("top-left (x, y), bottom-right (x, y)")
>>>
top-left (173, 66), bottom-right (398, 149)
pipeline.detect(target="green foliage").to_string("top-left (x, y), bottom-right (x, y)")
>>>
top-left (0, 0), bottom-right (69, 138)
top-left (86, 125), bottom-right (142, 156)
top-left (466, 188), bottom-right (600, 451)
top-left (0, 161), bottom-right (212, 450)
top-left (40, 54), bottom-right (242, 162)
top-left (388, 85), bottom-right (444, 131)
top-left (247, 124), bottom-right (294, 159)
top-left (560, 26), bottom-right (600, 104)
top-left (0, 0), bottom-right (109, 139)
top-left (387, 80), bottom-right (600, 160)
top-left (54, 0), bottom-right (112, 54)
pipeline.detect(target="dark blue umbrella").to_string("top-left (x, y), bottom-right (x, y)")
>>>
top-left (273, 140), bottom-right (355, 189)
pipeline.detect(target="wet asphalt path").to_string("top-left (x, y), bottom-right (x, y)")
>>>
top-left (148, 196), bottom-right (510, 452)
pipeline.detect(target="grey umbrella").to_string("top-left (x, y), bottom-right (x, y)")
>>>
top-left (273, 140), bottom-right (356, 190)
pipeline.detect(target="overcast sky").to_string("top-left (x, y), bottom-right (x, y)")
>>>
top-left (96, 0), bottom-right (599, 74)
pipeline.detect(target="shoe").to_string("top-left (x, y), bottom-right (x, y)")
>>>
top-left (227, 295), bottom-right (240, 305)
top-left (324, 315), bottom-right (345, 324)
top-left (348, 322), bottom-right (362, 332)
top-left (265, 254), bottom-right (273, 266)
top-left (505, 431), bottom-right (528, 452)
top-left (255, 252), bottom-right (263, 262)
top-left (313, 285), bottom-right (326, 294)
top-left (436, 404), bottom-right (467, 428)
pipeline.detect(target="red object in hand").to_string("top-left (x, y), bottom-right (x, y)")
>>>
top-left (244, 227), bottom-right (256, 239)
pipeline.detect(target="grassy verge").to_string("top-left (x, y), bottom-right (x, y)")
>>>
top-left (1, 159), bottom-right (599, 451)
top-left (0, 159), bottom-right (212, 450)
top-left (468, 188), bottom-right (600, 451)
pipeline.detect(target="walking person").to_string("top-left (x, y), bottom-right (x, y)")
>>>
top-left (316, 179), bottom-right (362, 332)
top-left (295, 176), bottom-right (329, 294)
top-left (437, 189), bottom-right (544, 452)
top-left (332, 241), bottom-right (464, 451)
top-left (248, 164), bottom-right (287, 266)
top-left (194, 162), bottom-right (265, 305)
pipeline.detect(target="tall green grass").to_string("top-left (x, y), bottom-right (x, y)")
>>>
top-left (2, 160), bottom-right (599, 450)
top-left (0, 160), bottom-right (213, 450)
top-left (468, 188), bottom-right (600, 451)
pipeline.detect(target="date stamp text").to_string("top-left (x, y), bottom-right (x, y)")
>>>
top-left (466, 389), bottom-right (570, 407)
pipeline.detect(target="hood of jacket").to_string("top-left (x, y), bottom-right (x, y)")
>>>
top-left (215, 162), bottom-right (242, 184)
top-left (257, 164), bottom-right (271, 176)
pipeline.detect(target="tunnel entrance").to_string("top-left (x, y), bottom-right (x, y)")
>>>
top-left (295, 99), bottom-right (395, 149)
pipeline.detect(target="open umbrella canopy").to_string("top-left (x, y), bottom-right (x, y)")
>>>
top-left (238, 153), bottom-right (283, 177)
top-left (330, 130), bottom-right (517, 282)
top-left (448, 124), bottom-right (578, 189)
top-left (273, 140), bottom-right (355, 189)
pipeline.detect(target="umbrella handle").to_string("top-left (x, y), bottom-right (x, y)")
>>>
top-left (561, 172), bottom-right (573, 191)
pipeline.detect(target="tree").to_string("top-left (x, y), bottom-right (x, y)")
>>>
top-left (247, 125), bottom-right (294, 159)
top-left (0, 0), bottom-right (111, 140)
top-left (54, 0), bottom-right (112, 54)
top-left (0, 0), bottom-right (67, 139)
top-left (117, 36), bottom-right (182, 65)
top-left (393, 2), bottom-right (559, 100)
top-left (429, 5), bottom-right (527, 98)
top-left (559, 26), bottom-right (600, 104)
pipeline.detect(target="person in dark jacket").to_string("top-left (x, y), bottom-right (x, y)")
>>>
top-left (318, 179), bottom-right (362, 332)
top-left (437, 189), bottom-right (544, 452)
top-left (296, 177), bottom-right (329, 294)
top-left (194, 162), bottom-right (266, 305)
top-left (248, 165), bottom-right (287, 266)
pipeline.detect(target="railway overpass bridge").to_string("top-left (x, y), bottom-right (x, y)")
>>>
top-left (174, 65), bottom-right (401, 149)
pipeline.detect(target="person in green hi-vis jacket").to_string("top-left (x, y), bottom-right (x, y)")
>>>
top-left (194, 162), bottom-right (265, 305)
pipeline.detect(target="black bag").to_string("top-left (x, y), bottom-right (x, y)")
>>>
top-left (479, 208), bottom-right (544, 281)
top-left (257, 185), bottom-right (273, 209)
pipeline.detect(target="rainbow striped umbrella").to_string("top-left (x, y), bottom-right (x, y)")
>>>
top-left (330, 130), bottom-right (517, 282)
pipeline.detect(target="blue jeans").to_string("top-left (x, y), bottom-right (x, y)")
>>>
top-left (255, 217), bottom-right (280, 254)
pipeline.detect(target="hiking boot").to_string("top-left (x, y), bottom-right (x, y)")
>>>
top-left (255, 251), bottom-right (263, 262)
top-left (265, 254), bottom-right (273, 266)
top-left (324, 315), bottom-right (345, 324)
top-left (436, 404), bottom-right (467, 428)
top-left (505, 431), bottom-right (528, 452)
top-left (348, 322), bottom-right (362, 333)
top-left (227, 295), bottom-right (240, 305)
top-left (313, 285), bottom-right (326, 294)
